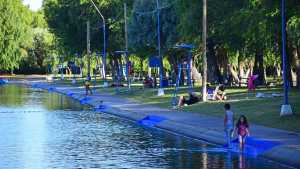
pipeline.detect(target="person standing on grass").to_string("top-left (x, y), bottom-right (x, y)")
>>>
top-left (224, 103), bottom-right (234, 148)
top-left (234, 115), bottom-right (250, 150)
top-left (85, 78), bottom-right (93, 95)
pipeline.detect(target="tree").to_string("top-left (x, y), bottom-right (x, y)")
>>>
top-left (128, 0), bottom-right (178, 57)
top-left (0, 0), bottom-right (32, 73)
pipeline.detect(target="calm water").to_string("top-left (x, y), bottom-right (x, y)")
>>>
top-left (0, 85), bottom-right (291, 169)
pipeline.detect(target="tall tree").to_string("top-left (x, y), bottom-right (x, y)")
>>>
top-left (0, 0), bottom-right (32, 73)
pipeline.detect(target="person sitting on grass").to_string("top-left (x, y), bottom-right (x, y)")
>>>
top-left (143, 76), bottom-right (154, 88)
top-left (84, 78), bottom-right (93, 95)
top-left (207, 84), bottom-right (227, 100)
top-left (177, 92), bottom-right (200, 108)
top-left (214, 84), bottom-right (227, 100)
top-left (233, 115), bottom-right (250, 150)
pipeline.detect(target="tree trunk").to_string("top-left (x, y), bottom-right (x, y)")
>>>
top-left (287, 46), bottom-right (293, 87)
top-left (140, 58), bottom-right (144, 79)
top-left (110, 58), bottom-right (115, 81)
top-left (238, 59), bottom-right (245, 79)
top-left (191, 66), bottom-right (201, 82)
top-left (238, 58), bottom-right (245, 86)
top-left (292, 47), bottom-right (300, 89)
top-left (228, 64), bottom-right (240, 84)
top-left (253, 51), bottom-right (265, 85)
top-left (273, 64), bottom-right (281, 79)
top-left (207, 39), bottom-right (221, 83)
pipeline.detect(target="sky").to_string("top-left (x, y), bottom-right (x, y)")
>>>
top-left (22, 0), bottom-right (43, 11)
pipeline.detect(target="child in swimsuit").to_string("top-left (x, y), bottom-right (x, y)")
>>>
top-left (234, 115), bottom-right (250, 150)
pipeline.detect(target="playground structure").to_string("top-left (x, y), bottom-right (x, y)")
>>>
top-left (171, 44), bottom-right (194, 107)
top-left (112, 51), bottom-right (131, 93)
top-left (148, 56), bottom-right (163, 89)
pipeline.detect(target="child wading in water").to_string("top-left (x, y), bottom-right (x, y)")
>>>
top-left (85, 79), bottom-right (93, 95)
top-left (234, 115), bottom-right (250, 150)
top-left (224, 103), bottom-right (234, 148)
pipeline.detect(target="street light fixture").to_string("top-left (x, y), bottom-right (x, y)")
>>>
top-left (89, 0), bottom-right (107, 81)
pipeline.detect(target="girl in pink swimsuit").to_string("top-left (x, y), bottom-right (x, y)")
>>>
top-left (235, 115), bottom-right (250, 150)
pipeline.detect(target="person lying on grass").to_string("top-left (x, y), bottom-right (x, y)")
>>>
top-left (177, 92), bottom-right (200, 107)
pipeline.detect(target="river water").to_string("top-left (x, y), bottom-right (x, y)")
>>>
top-left (0, 85), bottom-right (291, 169)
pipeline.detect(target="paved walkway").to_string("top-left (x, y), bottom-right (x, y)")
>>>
top-left (10, 79), bottom-right (300, 168)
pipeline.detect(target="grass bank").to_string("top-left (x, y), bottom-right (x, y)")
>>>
top-left (95, 83), bottom-right (300, 132)
top-left (44, 77), bottom-right (300, 132)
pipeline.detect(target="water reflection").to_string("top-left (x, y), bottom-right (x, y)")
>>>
top-left (0, 85), bottom-right (292, 169)
top-left (226, 152), bottom-right (233, 169)
top-left (239, 153), bottom-right (246, 169)
top-left (0, 85), bottom-right (28, 106)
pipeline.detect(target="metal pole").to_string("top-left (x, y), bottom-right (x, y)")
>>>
top-left (156, 0), bottom-right (164, 95)
top-left (87, 21), bottom-right (91, 80)
top-left (281, 0), bottom-right (288, 105)
top-left (280, 0), bottom-right (293, 116)
top-left (187, 51), bottom-right (192, 91)
top-left (103, 22), bottom-right (106, 80)
top-left (124, 3), bottom-right (128, 52)
top-left (202, 0), bottom-right (207, 102)
top-left (124, 3), bottom-right (130, 89)
top-left (89, 0), bottom-right (106, 80)
top-left (157, 0), bottom-right (163, 88)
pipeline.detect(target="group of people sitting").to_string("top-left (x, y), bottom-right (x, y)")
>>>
top-left (177, 84), bottom-right (227, 107)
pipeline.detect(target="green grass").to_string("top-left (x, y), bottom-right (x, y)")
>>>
top-left (95, 84), bottom-right (300, 132)
top-left (51, 78), bottom-right (300, 132)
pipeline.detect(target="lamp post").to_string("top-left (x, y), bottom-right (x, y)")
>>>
top-left (280, 0), bottom-right (293, 116)
top-left (72, 53), bottom-right (79, 84)
top-left (202, 0), bottom-right (207, 102)
top-left (87, 21), bottom-right (91, 80)
top-left (89, 0), bottom-right (106, 81)
top-left (156, 0), bottom-right (164, 96)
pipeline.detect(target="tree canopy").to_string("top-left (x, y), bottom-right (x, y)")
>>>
top-left (0, 0), bottom-right (32, 71)
top-left (0, 0), bottom-right (299, 87)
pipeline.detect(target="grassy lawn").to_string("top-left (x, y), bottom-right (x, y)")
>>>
top-left (49, 77), bottom-right (300, 132)
top-left (94, 82), bottom-right (300, 132)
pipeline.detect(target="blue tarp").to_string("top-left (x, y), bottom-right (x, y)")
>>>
top-left (48, 87), bottom-right (56, 92)
top-left (224, 137), bottom-right (281, 157)
top-left (149, 56), bottom-right (161, 68)
top-left (80, 97), bottom-right (92, 105)
top-left (0, 79), bottom-right (8, 85)
top-left (138, 115), bottom-right (167, 127)
top-left (94, 104), bottom-right (107, 112)
top-left (67, 91), bottom-right (75, 97)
